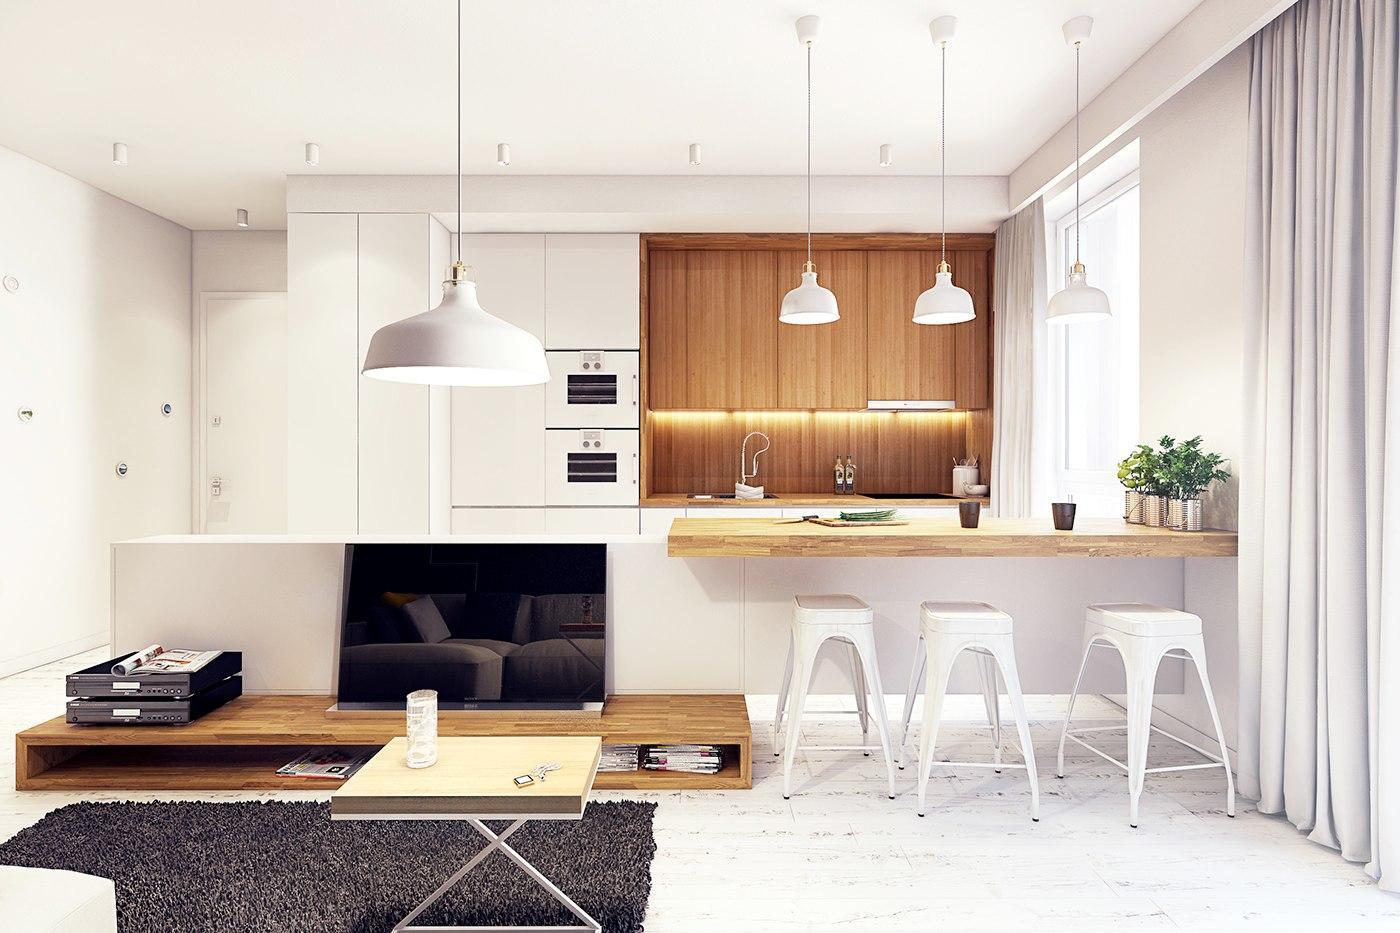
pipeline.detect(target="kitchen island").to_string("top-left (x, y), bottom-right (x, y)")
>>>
top-left (666, 516), bottom-right (1238, 558)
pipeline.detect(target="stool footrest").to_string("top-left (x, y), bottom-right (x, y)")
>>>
top-left (797, 744), bottom-right (883, 752)
top-left (1065, 722), bottom-right (1228, 775)
top-left (923, 760), bottom-right (1028, 771)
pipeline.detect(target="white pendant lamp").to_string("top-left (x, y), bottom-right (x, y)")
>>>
top-left (779, 14), bottom-right (839, 325)
top-left (913, 16), bottom-right (975, 326)
top-left (1047, 16), bottom-right (1112, 324)
top-left (362, 0), bottom-right (548, 387)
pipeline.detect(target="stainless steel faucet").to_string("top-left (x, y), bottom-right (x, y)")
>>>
top-left (740, 432), bottom-right (771, 487)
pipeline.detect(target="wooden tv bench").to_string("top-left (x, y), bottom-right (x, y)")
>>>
top-left (15, 694), bottom-right (752, 792)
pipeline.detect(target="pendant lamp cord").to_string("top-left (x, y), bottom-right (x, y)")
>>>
top-left (806, 43), bottom-right (812, 266)
top-left (455, 0), bottom-right (462, 265)
top-left (1073, 42), bottom-right (1080, 267)
top-left (940, 41), bottom-right (947, 264)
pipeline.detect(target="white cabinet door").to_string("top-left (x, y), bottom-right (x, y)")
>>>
top-left (896, 506), bottom-right (958, 517)
top-left (545, 508), bottom-right (640, 534)
top-left (451, 235), bottom-right (546, 507)
top-left (639, 508), bottom-right (685, 535)
top-left (687, 507), bottom-right (783, 518)
top-left (545, 429), bottom-right (640, 506)
top-left (358, 214), bottom-right (432, 533)
top-left (450, 507), bottom-right (547, 534)
top-left (544, 234), bottom-right (640, 350)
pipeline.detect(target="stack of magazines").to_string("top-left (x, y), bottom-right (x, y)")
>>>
top-left (599, 744), bottom-right (641, 773)
top-left (644, 744), bottom-right (723, 774)
top-left (278, 748), bottom-right (372, 781)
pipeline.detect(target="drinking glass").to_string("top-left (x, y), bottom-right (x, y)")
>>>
top-left (406, 689), bottom-right (438, 769)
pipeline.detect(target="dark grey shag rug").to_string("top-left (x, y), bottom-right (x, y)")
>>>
top-left (0, 800), bottom-right (656, 933)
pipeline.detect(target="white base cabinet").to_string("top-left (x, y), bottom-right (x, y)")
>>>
top-left (450, 507), bottom-right (547, 534)
top-left (545, 508), bottom-right (639, 534)
top-left (640, 508), bottom-right (686, 535)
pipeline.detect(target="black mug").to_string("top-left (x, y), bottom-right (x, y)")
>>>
top-left (959, 500), bottom-right (981, 529)
top-left (1051, 502), bottom-right (1077, 530)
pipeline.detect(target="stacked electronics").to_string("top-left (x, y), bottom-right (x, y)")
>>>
top-left (65, 649), bottom-right (243, 725)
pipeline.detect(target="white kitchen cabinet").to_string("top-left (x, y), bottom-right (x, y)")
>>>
top-left (686, 506), bottom-right (783, 518)
top-left (639, 508), bottom-right (685, 535)
top-left (451, 235), bottom-right (547, 507)
top-left (545, 429), bottom-right (640, 506)
top-left (544, 234), bottom-right (640, 350)
top-left (544, 508), bottom-right (639, 534)
top-left (896, 506), bottom-right (959, 517)
top-left (450, 507), bottom-right (547, 534)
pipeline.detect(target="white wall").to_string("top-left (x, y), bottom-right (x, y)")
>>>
top-left (0, 144), bottom-right (192, 676)
top-left (191, 230), bottom-right (286, 295)
top-left (1133, 48), bottom-right (1249, 751)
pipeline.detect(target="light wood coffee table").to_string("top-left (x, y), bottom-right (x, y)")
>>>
top-left (332, 735), bottom-right (603, 932)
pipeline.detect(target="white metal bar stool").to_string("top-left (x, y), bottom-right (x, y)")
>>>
top-left (774, 594), bottom-right (896, 800)
top-left (902, 601), bottom-right (1040, 820)
top-left (1056, 602), bottom-right (1236, 827)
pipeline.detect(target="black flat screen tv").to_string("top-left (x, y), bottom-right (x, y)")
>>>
top-left (335, 543), bottom-right (606, 711)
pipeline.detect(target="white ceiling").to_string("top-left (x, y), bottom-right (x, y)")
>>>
top-left (0, 0), bottom-right (1200, 231)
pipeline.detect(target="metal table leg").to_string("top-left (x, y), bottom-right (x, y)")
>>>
top-left (393, 818), bottom-right (601, 933)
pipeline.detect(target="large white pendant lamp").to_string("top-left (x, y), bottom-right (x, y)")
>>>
top-left (1047, 15), bottom-right (1112, 324)
top-left (362, 0), bottom-right (548, 386)
top-left (913, 16), bottom-right (975, 326)
top-left (779, 14), bottom-right (839, 325)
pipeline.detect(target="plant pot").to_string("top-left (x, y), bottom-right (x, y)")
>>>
top-left (1142, 494), bottom-right (1167, 527)
top-left (1124, 489), bottom-right (1144, 524)
top-left (1168, 497), bottom-right (1203, 532)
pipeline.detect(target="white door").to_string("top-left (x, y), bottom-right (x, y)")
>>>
top-left (201, 293), bottom-right (288, 533)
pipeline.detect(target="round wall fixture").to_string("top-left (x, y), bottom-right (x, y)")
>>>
top-left (3, 274), bottom-right (18, 293)
top-left (17, 407), bottom-right (33, 423)
top-left (115, 462), bottom-right (129, 477)
top-left (161, 402), bottom-right (173, 417)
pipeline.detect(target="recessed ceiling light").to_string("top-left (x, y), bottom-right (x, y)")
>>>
top-left (236, 208), bottom-right (249, 228)
top-left (689, 143), bottom-right (702, 166)
top-left (112, 142), bottom-right (128, 166)
top-left (305, 142), bottom-right (320, 166)
top-left (879, 143), bottom-right (893, 167)
top-left (497, 143), bottom-right (511, 166)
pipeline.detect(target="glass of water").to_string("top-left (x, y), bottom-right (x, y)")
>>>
top-left (406, 689), bottom-right (438, 769)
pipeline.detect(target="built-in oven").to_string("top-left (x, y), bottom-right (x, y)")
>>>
top-left (544, 350), bottom-right (639, 429)
top-left (545, 428), bottom-right (640, 506)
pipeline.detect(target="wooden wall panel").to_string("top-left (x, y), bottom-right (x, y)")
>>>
top-left (682, 251), bottom-right (778, 408)
top-left (951, 247), bottom-right (991, 409)
top-left (865, 251), bottom-right (956, 401)
top-left (647, 250), bottom-right (689, 409)
top-left (738, 251), bottom-right (779, 409)
top-left (648, 412), bottom-right (969, 495)
top-left (776, 250), bottom-right (867, 409)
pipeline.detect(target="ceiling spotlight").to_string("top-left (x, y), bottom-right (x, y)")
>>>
top-left (112, 142), bottom-right (129, 166)
top-left (688, 143), bottom-right (702, 166)
top-left (879, 143), bottom-right (893, 167)
top-left (236, 208), bottom-right (249, 228)
top-left (496, 143), bottom-right (511, 166)
top-left (305, 142), bottom-right (320, 166)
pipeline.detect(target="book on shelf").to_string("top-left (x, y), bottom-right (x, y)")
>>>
top-left (599, 744), bottom-right (641, 773)
top-left (277, 748), bottom-right (372, 780)
top-left (643, 744), bottom-right (723, 774)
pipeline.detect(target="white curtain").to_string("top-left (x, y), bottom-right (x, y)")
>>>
top-left (1240, 0), bottom-right (1399, 891)
top-left (990, 200), bottom-right (1046, 517)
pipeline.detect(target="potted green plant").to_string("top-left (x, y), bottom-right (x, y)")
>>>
top-left (1132, 437), bottom-right (1178, 526)
top-left (1160, 436), bottom-right (1230, 531)
top-left (1116, 444), bottom-right (1156, 524)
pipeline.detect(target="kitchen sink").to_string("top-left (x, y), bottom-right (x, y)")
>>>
top-left (687, 493), bottom-right (782, 499)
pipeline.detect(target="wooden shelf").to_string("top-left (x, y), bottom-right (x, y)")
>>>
top-left (16, 694), bottom-right (752, 792)
top-left (666, 516), bottom-right (1240, 558)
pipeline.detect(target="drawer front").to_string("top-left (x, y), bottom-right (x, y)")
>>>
top-left (545, 429), bottom-right (640, 506)
top-left (545, 508), bottom-right (640, 534)
top-left (544, 351), bottom-right (640, 428)
top-left (450, 507), bottom-right (547, 534)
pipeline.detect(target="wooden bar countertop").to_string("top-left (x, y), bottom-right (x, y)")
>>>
top-left (666, 516), bottom-right (1238, 558)
top-left (642, 493), bottom-right (990, 508)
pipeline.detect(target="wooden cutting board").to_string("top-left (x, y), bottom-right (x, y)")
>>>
top-left (809, 518), bottom-right (911, 527)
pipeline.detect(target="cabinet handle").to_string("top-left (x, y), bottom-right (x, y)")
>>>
top-left (631, 373), bottom-right (639, 406)
top-left (632, 452), bottom-right (639, 484)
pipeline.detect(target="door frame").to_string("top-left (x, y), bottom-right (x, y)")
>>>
top-left (194, 290), bottom-right (288, 532)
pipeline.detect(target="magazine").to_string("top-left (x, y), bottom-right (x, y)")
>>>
top-left (277, 748), bottom-right (372, 780)
top-left (111, 645), bottom-right (220, 676)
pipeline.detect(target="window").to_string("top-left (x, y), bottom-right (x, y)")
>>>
top-left (1047, 173), bottom-right (1140, 515)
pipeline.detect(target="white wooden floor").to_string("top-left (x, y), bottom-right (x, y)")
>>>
top-left (4, 649), bottom-right (1398, 932)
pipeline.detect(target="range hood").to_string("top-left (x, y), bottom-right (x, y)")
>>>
top-left (864, 399), bottom-right (957, 411)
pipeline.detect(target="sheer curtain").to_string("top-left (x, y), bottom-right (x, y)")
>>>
top-left (990, 200), bottom-right (1046, 517)
top-left (1239, 0), bottom-right (1399, 891)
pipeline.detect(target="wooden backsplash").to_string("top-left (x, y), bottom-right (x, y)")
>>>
top-left (648, 411), bottom-right (985, 495)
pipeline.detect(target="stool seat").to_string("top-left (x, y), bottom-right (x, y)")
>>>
top-left (1087, 603), bottom-right (1201, 637)
top-left (794, 593), bottom-right (873, 625)
top-left (920, 600), bottom-right (1012, 635)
